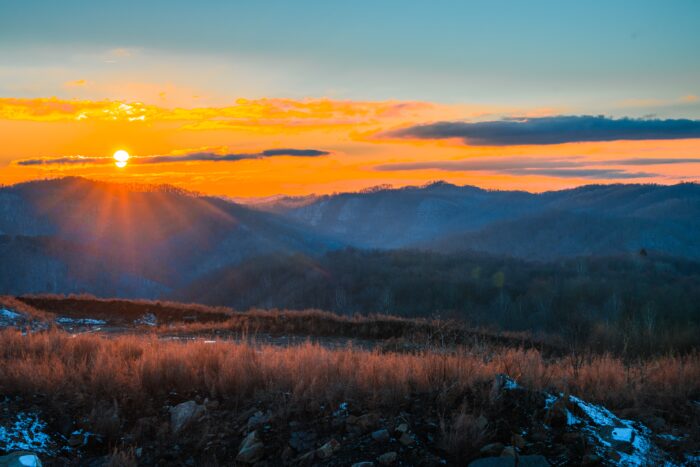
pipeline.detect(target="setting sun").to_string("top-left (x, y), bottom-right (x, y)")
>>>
top-left (113, 149), bottom-right (129, 168)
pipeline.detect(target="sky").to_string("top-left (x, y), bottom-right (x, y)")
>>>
top-left (1, 0), bottom-right (699, 197)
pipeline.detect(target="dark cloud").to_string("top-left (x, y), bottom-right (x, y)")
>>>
top-left (388, 115), bottom-right (700, 145)
top-left (16, 148), bottom-right (330, 166)
top-left (261, 149), bottom-right (329, 157)
top-left (17, 156), bottom-right (109, 166)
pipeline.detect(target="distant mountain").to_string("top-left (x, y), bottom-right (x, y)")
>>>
top-left (270, 181), bottom-right (700, 259)
top-left (0, 177), bottom-right (338, 295)
top-left (267, 182), bottom-right (539, 248)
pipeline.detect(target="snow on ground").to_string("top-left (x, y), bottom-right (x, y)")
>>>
top-left (502, 375), bottom-right (672, 466)
top-left (0, 412), bottom-right (55, 455)
top-left (0, 308), bottom-right (22, 320)
top-left (568, 394), bottom-right (660, 466)
top-left (55, 317), bottom-right (106, 326)
top-left (134, 313), bottom-right (157, 326)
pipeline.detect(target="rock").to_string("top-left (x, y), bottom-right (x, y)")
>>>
top-left (377, 451), bottom-right (397, 465)
top-left (500, 446), bottom-right (516, 457)
top-left (518, 455), bottom-right (550, 466)
top-left (352, 463), bottom-right (375, 467)
top-left (561, 432), bottom-right (583, 444)
top-left (512, 434), bottom-right (526, 449)
top-left (237, 431), bottom-right (264, 464)
top-left (355, 413), bottom-right (380, 432)
top-left (316, 439), bottom-right (340, 459)
top-left (469, 459), bottom-right (516, 467)
top-left (398, 432), bottom-right (414, 446)
top-left (581, 453), bottom-right (602, 466)
top-left (0, 452), bottom-right (43, 467)
top-left (169, 401), bottom-right (205, 434)
top-left (247, 410), bottom-right (272, 430)
top-left (68, 434), bottom-right (83, 447)
top-left (644, 415), bottom-right (667, 432)
top-left (289, 430), bottom-right (317, 452)
top-left (469, 455), bottom-right (549, 467)
top-left (371, 428), bottom-right (390, 443)
top-left (395, 423), bottom-right (409, 434)
top-left (476, 415), bottom-right (489, 431)
top-left (545, 397), bottom-right (569, 427)
top-left (479, 442), bottom-right (505, 456)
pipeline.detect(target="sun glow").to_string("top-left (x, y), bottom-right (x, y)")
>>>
top-left (113, 150), bottom-right (130, 168)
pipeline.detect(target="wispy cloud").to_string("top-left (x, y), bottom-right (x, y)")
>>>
top-left (375, 157), bottom-right (658, 179)
top-left (15, 148), bottom-right (330, 166)
top-left (503, 168), bottom-right (655, 179)
top-left (387, 115), bottom-right (700, 146)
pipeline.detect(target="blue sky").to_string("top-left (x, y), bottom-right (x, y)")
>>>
top-left (1, 0), bottom-right (699, 111)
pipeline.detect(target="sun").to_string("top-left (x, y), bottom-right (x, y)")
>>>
top-left (113, 150), bottom-right (130, 168)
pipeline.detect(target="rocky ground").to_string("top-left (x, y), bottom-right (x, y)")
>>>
top-left (1, 374), bottom-right (697, 466)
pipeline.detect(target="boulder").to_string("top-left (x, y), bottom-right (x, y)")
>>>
top-left (169, 401), bottom-right (205, 434)
top-left (355, 413), bottom-right (380, 432)
top-left (500, 446), bottom-right (516, 457)
top-left (545, 397), bottom-right (569, 428)
top-left (371, 429), bottom-right (390, 443)
top-left (377, 451), bottom-right (397, 465)
top-left (316, 439), bottom-right (340, 459)
top-left (398, 432), bottom-right (414, 446)
top-left (479, 442), bottom-right (505, 456)
top-left (289, 430), bottom-right (317, 452)
top-left (237, 431), bottom-right (264, 464)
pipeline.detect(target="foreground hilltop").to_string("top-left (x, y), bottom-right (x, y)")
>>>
top-left (0, 296), bottom-right (698, 465)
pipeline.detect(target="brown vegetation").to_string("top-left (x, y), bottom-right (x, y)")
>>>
top-left (1, 326), bottom-right (698, 464)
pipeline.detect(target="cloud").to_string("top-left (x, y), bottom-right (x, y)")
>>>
top-left (16, 148), bottom-right (330, 166)
top-left (375, 158), bottom-right (582, 172)
top-left (387, 115), bottom-right (700, 146)
top-left (0, 97), bottom-right (437, 129)
top-left (375, 157), bottom-right (656, 179)
top-left (502, 168), bottom-right (655, 179)
top-left (605, 157), bottom-right (700, 165)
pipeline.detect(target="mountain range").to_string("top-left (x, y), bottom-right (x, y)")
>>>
top-left (2, 177), bottom-right (699, 298)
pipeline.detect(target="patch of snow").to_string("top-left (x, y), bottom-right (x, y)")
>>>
top-left (0, 308), bottom-right (22, 320)
top-left (56, 317), bottom-right (106, 325)
top-left (569, 395), bottom-right (617, 426)
top-left (203, 340), bottom-right (216, 344)
top-left (566, 409), bottom-right (580, 426)
top-left (134, 313), bottom-right (157, 326)
top-left (568, 394), bottom-right (661, 466)
top-left (332, 402), bottom-right (349, 417)
top-left (544, 394), bottom-right (557, 409)
top-left (657, 433), bottom-right (683, 441)
top-left (18, 454), bottom-right (40, 466)
top-left (503, 378), bottom-right (519, 390)
top-left (0, 412), bottom-right (55, 454)
top-left (612, 427), bottom-right (635, 442)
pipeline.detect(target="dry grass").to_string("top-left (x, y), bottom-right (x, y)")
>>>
top-left (0, 329), bottom-right (697, 417)
top-left (0, 296), bottom-right (55, 321)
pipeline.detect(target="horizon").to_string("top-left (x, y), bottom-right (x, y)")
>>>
top-left (4, 174), bottom-right (700, 202)
top-left (2, 1), bottom-right (700, 196)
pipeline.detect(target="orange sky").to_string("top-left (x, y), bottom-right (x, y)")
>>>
top-left (1, 96), bottom-right (699, 197)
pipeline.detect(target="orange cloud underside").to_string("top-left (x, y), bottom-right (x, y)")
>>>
top-left (1, 97), bottom-right (699, 197)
